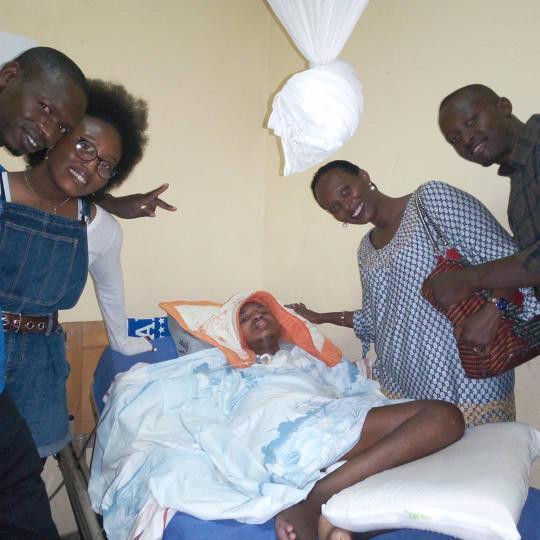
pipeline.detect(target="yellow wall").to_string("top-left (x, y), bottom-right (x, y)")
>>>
top-left (1, 0), bottom-right (539, 484)
top-left (263, 0), bottom-right (540, 358)
top-left (1, 0), bottom-right (272, 310)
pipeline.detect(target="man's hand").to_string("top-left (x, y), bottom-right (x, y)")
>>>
top-left (422, 269), bottom-right (476, 310)
top-left (454, 304), bottom-right (501, 355)
top-left (97, 183), bottom-right (177, 219)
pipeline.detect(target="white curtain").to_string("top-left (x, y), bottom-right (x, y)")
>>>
top-left (267, 0), bottom-right (369, 175)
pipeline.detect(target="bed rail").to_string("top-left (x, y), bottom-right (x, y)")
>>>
top-left (56, 439), bottom-right (104, 540)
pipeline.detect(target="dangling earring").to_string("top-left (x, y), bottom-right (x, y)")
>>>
top-left (44, 148), bottom-right (51, 160)
top-left (368, 181), bottom-right (377, 191)
top-left (342, 222), bottom-right (348, 228)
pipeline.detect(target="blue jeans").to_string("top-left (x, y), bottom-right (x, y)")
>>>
top-left (3, 328), bottom-right (71, 457)
top-left (0, 200), bottom-right (89, 456)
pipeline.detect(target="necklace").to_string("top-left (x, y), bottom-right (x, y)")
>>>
top-left (24, 172), bottom-right (71, 214)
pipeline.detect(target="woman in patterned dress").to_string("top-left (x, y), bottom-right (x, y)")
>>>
top-left (289, 160), bottom-right (540, 427)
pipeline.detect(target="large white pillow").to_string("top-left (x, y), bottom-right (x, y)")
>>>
top-left (166, 314), bottom-right (213, 356)
top-left (322, 422), bottom-right (540, 540)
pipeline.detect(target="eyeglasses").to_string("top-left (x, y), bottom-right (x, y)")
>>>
top-left (74, 136), bottom-right (117, 180)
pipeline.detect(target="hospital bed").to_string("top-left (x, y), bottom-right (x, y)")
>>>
top-left (64, 320), bottom-right (540, 540)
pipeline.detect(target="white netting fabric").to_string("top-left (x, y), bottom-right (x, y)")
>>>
top-left (267, 0), bottom-right (368, 175)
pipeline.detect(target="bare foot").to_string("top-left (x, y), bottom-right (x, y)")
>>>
top-left (275, 501), bottom-right (318, 540)
top-left (319, 515), bottom-right (353, 540)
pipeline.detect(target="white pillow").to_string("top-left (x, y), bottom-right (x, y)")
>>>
top-left (322, 422), bottom-right (540, 540)
top-left (166, 314), bottom-right (213, 356)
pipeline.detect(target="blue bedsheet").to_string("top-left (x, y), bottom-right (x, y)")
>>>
top-left (167, 488), bottom-right (540, 540)
top-left (163, 487), bottom-right (540, 539)
top-left (92, 339), bottom-right (540, 540)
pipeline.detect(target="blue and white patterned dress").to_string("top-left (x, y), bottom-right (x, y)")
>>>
top-left (352, 181), bottom-right (540, 427)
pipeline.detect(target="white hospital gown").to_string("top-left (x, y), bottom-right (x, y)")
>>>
top-left (352, 181), bottom-right (540, 427)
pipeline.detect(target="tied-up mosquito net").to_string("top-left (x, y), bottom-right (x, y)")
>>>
top-left (267, 0), bottom-right (369, 175)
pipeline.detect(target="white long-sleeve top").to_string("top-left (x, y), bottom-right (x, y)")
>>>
top-left (87, 205), bottom-right (152, 355)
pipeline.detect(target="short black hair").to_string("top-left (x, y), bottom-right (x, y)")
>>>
top-left (84, 79), bottom-right (148, 192)
top-left (439, 84), bottom-right (500, 112)
top-left (13, 46), bottom-right (89, 98)
top-left (26, 79), bottom-right (149, 193)
top-left (311, 160), bottom-right (360, 202)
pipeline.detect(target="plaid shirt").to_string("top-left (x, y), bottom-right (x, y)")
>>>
top-left (0, 164), bottom-right (4, 392)
top-left (498, 115), bottom-right (540, 294)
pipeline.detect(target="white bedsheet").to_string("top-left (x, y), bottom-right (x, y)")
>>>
top-left (89, 346), bottom-right (392, 540)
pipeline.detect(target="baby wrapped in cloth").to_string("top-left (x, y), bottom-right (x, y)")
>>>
top-left (89, 291), bottom-right (393, 540)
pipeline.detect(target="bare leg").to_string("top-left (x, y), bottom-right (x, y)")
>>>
top-left (275, 400), bottom-right (465, 540)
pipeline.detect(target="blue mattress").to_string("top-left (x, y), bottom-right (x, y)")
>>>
top-left (93, 338), bottom-right (540, 539)
top-left (163, 485), bottom-right (540, 538)
top-left (92, 336), bottom-right (178, 414)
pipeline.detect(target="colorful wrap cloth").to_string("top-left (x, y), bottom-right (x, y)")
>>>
top-left (160, 291), bottom-right (342, 368)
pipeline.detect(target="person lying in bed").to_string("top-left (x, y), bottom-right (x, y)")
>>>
top-left (236, 297), bottom-right (465, 540)
top-left (90, 291), bottom-right (465, 540)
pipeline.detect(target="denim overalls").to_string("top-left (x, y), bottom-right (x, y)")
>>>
top-left (0, 170), bottom-right (89, 457)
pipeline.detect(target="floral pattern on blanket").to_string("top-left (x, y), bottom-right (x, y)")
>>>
top-left (89, 346), bottom-right (391, 540)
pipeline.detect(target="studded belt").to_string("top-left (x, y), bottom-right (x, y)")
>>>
top-left (1, 311), bottom-right (59, 334)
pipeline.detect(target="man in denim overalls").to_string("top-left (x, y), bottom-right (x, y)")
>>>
top-left (0, 46), bottom-right (88, 539)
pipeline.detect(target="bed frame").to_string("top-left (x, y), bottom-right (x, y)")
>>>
top-left (65, 320), bottom-right (109, 434)
top-left (57, 320), bottom-right (540, 539)
top-left (59, 320), bottom-right (109, 540)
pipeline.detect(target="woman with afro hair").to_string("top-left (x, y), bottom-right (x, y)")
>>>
top-left (0, 79), bottom-right (153, 457)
